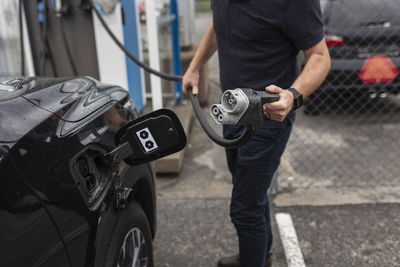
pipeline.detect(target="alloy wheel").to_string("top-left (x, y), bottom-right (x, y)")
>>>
top-left (117, 227), bottom-right (148, 267)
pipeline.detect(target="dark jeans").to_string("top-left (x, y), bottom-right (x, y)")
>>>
top-left (223, 118), bottom-right (293, 267)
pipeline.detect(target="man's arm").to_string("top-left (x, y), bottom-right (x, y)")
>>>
top-left (291, 38), bottom-right (331, 98)
top-left (182, 23), bottom-right (217, 95)
top-left (263, 38), bottom-right (331, 122)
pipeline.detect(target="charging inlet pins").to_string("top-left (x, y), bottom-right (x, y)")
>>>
top-left (209, 89), bottom-right (250, 125)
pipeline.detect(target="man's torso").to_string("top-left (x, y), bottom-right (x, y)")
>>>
top-left (212, 0), bottom-right (302, 126)
top-left (212, 0), bottom-right (300, 92)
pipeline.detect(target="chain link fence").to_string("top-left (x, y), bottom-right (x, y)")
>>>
top-left (193, 0), bottom-right (400, 190)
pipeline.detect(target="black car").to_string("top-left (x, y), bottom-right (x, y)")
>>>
top-left (0, 77), bottom-right (185, 267)
top-left (304, 0), bottom-right (400, 114)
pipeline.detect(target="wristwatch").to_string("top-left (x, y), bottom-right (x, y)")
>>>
top-left (287, 88), bottom-right (303, 110)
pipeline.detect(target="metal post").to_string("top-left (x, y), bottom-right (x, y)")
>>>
top-left (170, 0), bottom-right (182, 104)
top-left (178, 0), bottom-right (195, 47)
top-left (121, 0), bottom-right (145, 111)
top-left (21, 1), bottom-right (35, 76)
top-left (145, 0), bottom-right (163, 110)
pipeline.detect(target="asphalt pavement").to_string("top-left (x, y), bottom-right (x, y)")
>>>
top-left (277, 204), bottom-right (400, 267)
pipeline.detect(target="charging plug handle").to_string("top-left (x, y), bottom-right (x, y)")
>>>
top-left (218, 89), bottom-right (279, 130)
top-left (188, 88), bottom-right (254, 148)
top-left (259, 91), bottom-right (280, 105)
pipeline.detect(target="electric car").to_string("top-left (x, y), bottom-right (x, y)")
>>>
top-left (304, 0), bottom-right (400, 114)
top-left (0, 76), bottom-right (185, 267)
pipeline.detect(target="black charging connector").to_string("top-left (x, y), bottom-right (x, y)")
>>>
top-left (210, 89), bottom-right (279, 130)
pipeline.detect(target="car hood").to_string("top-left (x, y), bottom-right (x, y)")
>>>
top-left (0, 76), bottom-right (128, 147)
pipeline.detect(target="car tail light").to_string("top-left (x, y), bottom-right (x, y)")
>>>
top-left (359, 55), bottom-right (398, 84)
top-left (325, 34), bottom-right (345, 47)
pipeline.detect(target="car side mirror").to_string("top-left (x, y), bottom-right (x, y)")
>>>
top-left (112, 109), bottom-right (187, 166)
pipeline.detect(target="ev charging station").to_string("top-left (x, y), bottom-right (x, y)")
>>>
top-left (92, 0), bottom-right (183, 110)
top-left (90, 0), bottom-right (183, 111)
top-left (13, 0), bottom-right (185, 112)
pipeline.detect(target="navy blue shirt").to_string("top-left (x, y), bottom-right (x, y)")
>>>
top-left (212, 0), bottom-right (324, 126)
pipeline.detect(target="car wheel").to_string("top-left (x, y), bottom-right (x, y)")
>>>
top-left (95, 201), bottom-right (153, 267)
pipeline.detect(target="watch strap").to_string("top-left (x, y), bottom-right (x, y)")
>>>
top-left (288, 87), bottom-right (303, 110)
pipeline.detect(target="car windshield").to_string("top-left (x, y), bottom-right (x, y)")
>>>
top-left (324, 0), bottom-right (400, 28)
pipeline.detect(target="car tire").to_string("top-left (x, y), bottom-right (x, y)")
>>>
top-left (95, 201), bottom-right (154, 267)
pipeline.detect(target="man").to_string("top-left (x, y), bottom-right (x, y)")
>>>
top-left (182, 0), bottom-right (331, 266)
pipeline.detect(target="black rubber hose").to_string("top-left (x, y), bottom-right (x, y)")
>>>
top-left (40, 0), bottom-right (58, 76)
top-left (46, 39), bottom-right (59, 77)
top-left (59, 17), bottom-right (78, 76)
top-left (88, 0), bottom-right (253, 148)
top-left (40, 0), bottom-right (48, 75)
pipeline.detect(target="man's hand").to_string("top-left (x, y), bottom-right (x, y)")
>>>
top-left (182, 69), bottom-right (200, 95)
top-left (263, 85), bottom-right (294, 122)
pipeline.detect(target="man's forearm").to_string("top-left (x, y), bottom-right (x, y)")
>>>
top-left (291, 39), bottom-right (331, 99)
top-left (188, 23), bottom-right (217, 72)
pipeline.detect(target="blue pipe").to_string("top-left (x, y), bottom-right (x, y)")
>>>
top-left (170, 0), bottom-right (182, 104)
